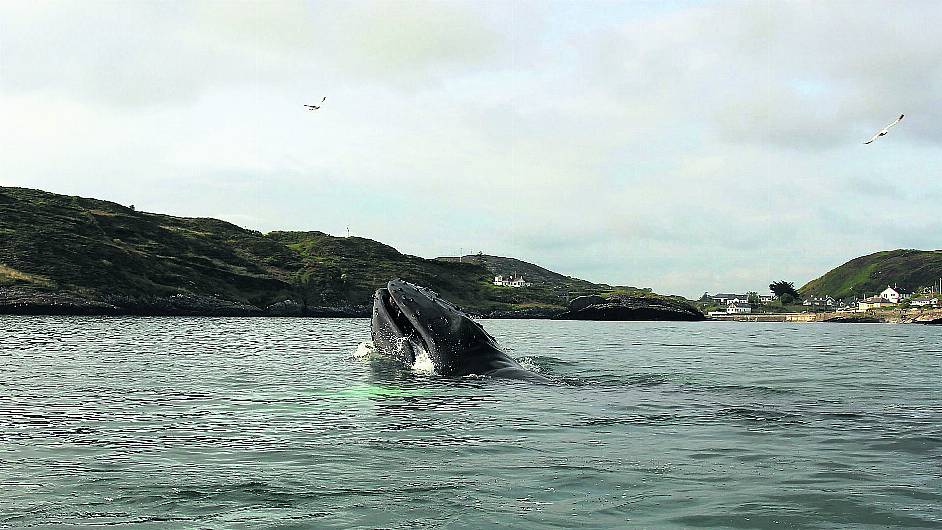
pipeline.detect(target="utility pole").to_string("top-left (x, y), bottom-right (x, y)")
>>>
top-left (346, 226), bottom-right (350, 238)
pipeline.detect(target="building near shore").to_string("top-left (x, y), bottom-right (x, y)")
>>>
top-left (880, 286), bottom-right (912, 304)
top-left (859, 296), bottom-right (894, 311)
top-left (726, 302), bottom-right (752, 314)
top-left (910, 296), bottom-right (940, 308)
top-left (803, 295), bottom-right (835, 309)
top-left (711, 293), bottom-right (748, 305)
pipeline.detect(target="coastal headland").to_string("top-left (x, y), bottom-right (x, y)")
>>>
top-left (0, 187), bottom-right (697, 319)
top-left (3, 186), bottom-right (939, 324)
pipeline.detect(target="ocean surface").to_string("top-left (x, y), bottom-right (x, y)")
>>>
top-left (1, 316), bottom-right (940, 529)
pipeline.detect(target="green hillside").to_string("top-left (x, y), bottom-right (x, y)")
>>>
top-left (438, 253), bottom-right (672, 302)
top-left (800, 249), bottom-right (942, 299)
top-left (0, 186), bottom-right (688, 316)
top-left (0, 187), bottom-right (299, 306)
top-left (266, 231), bottom-right (500, 311)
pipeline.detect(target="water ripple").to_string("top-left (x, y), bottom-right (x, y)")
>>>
top-left (1, 316), bottom-right (940, 527)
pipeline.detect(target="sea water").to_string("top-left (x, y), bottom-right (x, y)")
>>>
top-left (1, 316), bottom-right (939, 528)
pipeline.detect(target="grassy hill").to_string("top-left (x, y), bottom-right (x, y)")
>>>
top-left (436, 253), bottom-right (669, 301)
top-left (438, 254), bottom-right (603, 291)
top-left (438, 254), bottom-right (599, 285)
top-left (0, 187), bottom-right (299, 305)
top-left (266, 231), bottom-right (500, 311)
top-left (0, 186), bottom-right (688, 316)
top-left (800, 249), bottom-right (942, 299)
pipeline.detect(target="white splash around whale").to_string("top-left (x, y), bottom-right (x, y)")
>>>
top-left (411, 347), bottom-right (435, 374)
top-left (353, 341), bottom-right (377, 359)
top-left (355, 338), bottom-right (437, 374)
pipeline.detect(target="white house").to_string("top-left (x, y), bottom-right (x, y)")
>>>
top-left (727, 302), bottom-right (752, 314)
top-left (493, 274), bottom-right (532, 288)
top-left (880, 286), bottom-right (900, 303)
top-left (880, 285), bottom-right (912, 304)
top-left (712, 293), bottom-right (748, 305)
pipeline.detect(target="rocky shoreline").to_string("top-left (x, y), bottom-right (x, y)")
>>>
top-left (5, 286), bottom-right (939, 324)
top-left (0, 286), bottom-right (710, 321)
top-left (0, 286), bottom-right (369, 318)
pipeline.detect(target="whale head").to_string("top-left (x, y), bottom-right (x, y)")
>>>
top-left (370, 279), bottom-right (502, 376)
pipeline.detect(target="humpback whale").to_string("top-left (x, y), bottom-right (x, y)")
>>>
top-left (370, 279), bottom-right (550, 383)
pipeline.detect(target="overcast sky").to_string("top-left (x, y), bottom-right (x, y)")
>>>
top-left (1, 0), bottom-right (940, 297)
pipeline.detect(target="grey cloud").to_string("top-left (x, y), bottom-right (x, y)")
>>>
top-left (584, 1), bottom-right (942, 150)
top-left (324, 1), bottom-right (503, 84)
top-left (844, 175), bottom-right (903, 199)
top-left (0, 0), bottom-right (503, 105)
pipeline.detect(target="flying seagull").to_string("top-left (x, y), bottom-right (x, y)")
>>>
top-left (863, 114), bottom-right (904, 144)
top-left (304, 96), bottom-right (327, 111)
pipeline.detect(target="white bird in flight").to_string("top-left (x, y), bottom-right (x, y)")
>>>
top-left (863, 114), bottom-right (904, 144)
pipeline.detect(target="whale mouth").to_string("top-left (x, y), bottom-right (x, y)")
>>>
top-left (370, 280), bottom-right (550, 382)
top-left (377, 287), bottom-right (432, 359)
top-left (372, 279), bottom-right (501, 376)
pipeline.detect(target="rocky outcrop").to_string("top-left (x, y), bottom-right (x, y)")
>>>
top-left (265, 299), bottom-right (305, 317)
top-left (822, 315), bottom-right (882, 323)
top-left (567, 295), bottom-right (607, 312)
top-left (303, 305), bottom-right (369, 317)
top-left (107, 293), bottom-right (265, 316)
top-left (0, 286), bottom-right (123, 315)
top-left (481, 307), bottom-right (563, 319)
top-left (912, 310), bottom-right (942, 325)
top-left (554, 294), bottom-right (705, 322)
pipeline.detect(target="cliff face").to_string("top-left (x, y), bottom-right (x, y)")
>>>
top-left (0, 186), bottom-right (688, 317)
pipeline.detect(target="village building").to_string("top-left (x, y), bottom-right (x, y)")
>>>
top-left (803, 295), bottom-right (835, 308)
top-left (726, 302), bottom-right (752, 314)
top-left (711, 293), bottom-right (748, 306)
top-left (910, 296), bottom-right (940, 308)
top-left (835, 298), bottom-right (858, 311)
top-left (493, 274), bottom-right (532, 288)
top-left (859, 296), bottom-right (894, 311)
top-left (879, 285), bottom-right (912, 304)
